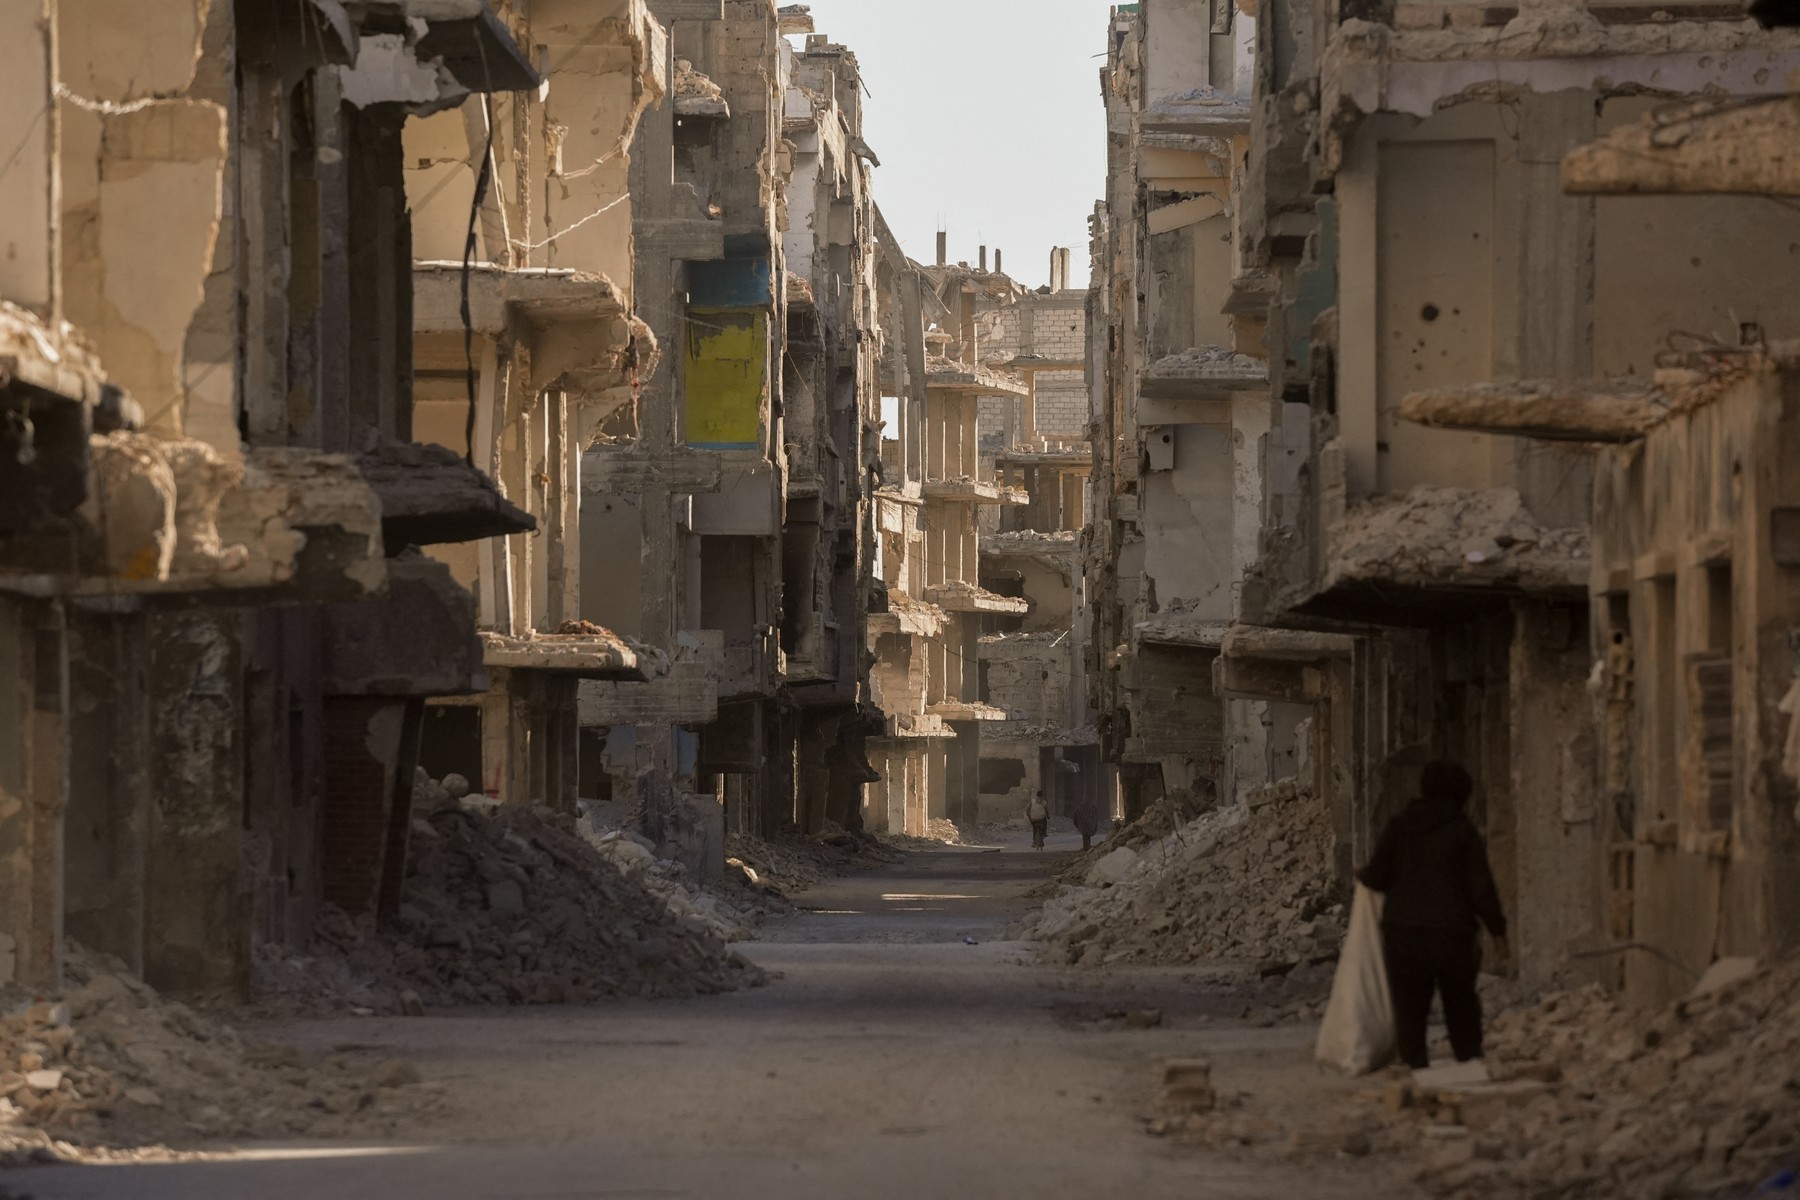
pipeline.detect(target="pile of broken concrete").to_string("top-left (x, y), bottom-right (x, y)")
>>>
top-left (581, 824), bottom-right (791, 943)
top-left (1018, 782), bottom-right (1344, 995)
top-left (255, 784), bottom-right (765, 1016)
top-left (725, 824), bottom-right (901, 895)
top-left (1379, 956), bottom-right (1800, 1198)
top-left (2, 946), bottom-right (431, 1163)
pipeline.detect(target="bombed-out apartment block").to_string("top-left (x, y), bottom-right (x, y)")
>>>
top-left (0, 0), bottom-right (575, 993)
top-left (866, 242), bottom-right (1100, 834)
top-left (1125, 0), bottom-right (1800, 1005)
top-left (1087, 0), bottom-right (1292, 834)
top-left (573, 2), bottom-right (884, 877)
top-left (402, 0), bottom-right (668, 820)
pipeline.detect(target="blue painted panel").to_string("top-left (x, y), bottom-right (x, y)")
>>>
top-left (688, 257), bottom-right (773, 308)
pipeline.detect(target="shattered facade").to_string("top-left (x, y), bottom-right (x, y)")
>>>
top-left (0, 0), bottom-right (566, 993)
top-left (573, 3), bottom-right (884, 878)
top-left (0, 0), bottom-right (891, 993)
top-left (1085, 0), bottom-right (1800, 1004)
top-left (865, 244), bottom-right (1098, 834)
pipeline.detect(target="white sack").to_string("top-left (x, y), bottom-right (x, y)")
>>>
top-left (1314, 883), bottom-right (1396, 1075)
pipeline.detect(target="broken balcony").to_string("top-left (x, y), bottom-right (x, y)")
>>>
top-left (923, 582), bottom-right (1032, 616)
top-left (1562, 94), bottom-right (1800, 197)
top-left (981, 530), bottom-right (1078, 559)
top-left (357, 440), bottom-right (535, 550)
top-left (925, 359), bottom-right (1030, 399)
top-left (480, 625), bottom-right (662, 681)
top-left (1269, 484), bottom-right (1591, 625)
top-left (1138, 90), bottom-right (1252, 137)
top-left (1400, 379), bottom-right (1672, 444)
top-left (926, 700), bottom-right (1010, 723)
top-left (1139, 348), bottom-right (1268, 425)
top-left (867, 596), bottom-right (947, 640)
top-left (920, 479), bottom-right (1030, 506)
top-left (414, 264), bottom-right (646, 418)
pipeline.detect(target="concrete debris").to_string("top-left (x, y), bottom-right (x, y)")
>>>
top-left (0, 945), bottom-right (432, 1163)
top-left (1399, 378), bottom-right (1670, 444)
top-left (579, 824), bottom-right (791, 943)
top-left (725, 826), bottom-right (902, 895)
top-left (1019, 783), bottom-right (1343, 1001)
top-left (1327, 486), bottom-right (1589, 594)
top-left (1365, 955), bottom-right (1800, 1198)
top-left (672, 59), bottom-right (728, 118)
top-left (1145, 347), bottom-right (1267, 376)
top-left (878, 818), bottom-right (969, 849)
top-left (252, 789), bottom-right (766, 1015)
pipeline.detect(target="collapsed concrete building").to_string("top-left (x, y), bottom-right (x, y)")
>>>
top-left (0, 0), bottom-right (894, 994)
top-left (0, 0), bottom-right (569, 992)
top-left (1087, 0), bottom-right (1288, 826)
top-left (864, 245), bottom-right (1100, 834)
top-left (401, 0), bottom-right (668, 820)
top-left (571, 4), bottom-right (884, 877)
top-left (1086, 0), bottom-right (1800, 1004)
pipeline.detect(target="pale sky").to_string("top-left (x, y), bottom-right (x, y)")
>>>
top-left (796, 1), bottom-right (1117, 291)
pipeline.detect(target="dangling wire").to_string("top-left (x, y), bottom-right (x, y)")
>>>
top-left (461, 97), bottom-right (498, 469)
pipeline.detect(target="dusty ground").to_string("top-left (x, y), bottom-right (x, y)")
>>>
top-left (5, 832), bottom-right (1410, 1199)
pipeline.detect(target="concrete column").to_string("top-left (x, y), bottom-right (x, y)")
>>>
top-left (144, 611), bottom-right (248, 998)
top-left (0, 598), bottom-right (66, 989)
top-left (63, 609), bottom-right (150, 975)
top-left (319, 696), bottom-right (413, 918)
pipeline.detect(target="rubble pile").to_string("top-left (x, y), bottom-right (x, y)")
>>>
top-left (878, 818), bottom-right (971, 850)
top-left (725, 825), bottom-right (902, 895)
top-left (255, 790), bottom-right (765, 1016)
top-left (1328, 486), bottom-right (1590, 594)
top-left (1, 946), bottom-right (432, 1162)
top-left (1382, 957), bottom-right (1800, 1198)
top-left (1018, 782), bottom-right (1344, 980)
top-left (581, 825), bottom-right (791, 942)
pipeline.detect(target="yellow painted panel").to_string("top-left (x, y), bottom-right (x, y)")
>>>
top-left (685, 311), bottom-right (765, 449)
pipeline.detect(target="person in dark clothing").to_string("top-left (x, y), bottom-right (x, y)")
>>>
top-left (1359, 761), bottom-right (1508, 1070)
top-left (1072, 792), bottom-right (1102, 851)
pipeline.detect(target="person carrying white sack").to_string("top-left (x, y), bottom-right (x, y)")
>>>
top-left (1358, 761), bottom-right (1509, 1070)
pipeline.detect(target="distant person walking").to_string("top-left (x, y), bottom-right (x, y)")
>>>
top-left (1026, 790), bottom-right (1049, 850)
top-left (1072, 792), bottom-right (1102, 852)
top-left (1359, 761), bottom-right (1508, 1070)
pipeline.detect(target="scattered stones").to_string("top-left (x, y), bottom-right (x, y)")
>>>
top-left (1157, 1059), bottom-right (1217, 1113)
top-left (251, 794), bottom-right (768, 1016)
top-left (581, 824), bottom-right (789, 944)
top-left (1344, 956), bottom-right (1800, 1197)
top-left (725, 824), bottom-right (901, 895)
top-left (0, 945), bottom-right (434, 1163)
top-left (1017, 782), bottom-right (1343, 1022)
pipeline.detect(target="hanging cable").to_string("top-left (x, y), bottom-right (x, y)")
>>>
top-left (461, 97), bottom-right (498, 469)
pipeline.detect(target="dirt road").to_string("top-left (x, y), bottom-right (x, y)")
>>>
top-left (7, 838), bottom-right (1405, 1199)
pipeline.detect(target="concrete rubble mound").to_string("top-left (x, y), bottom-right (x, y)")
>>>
top-left (1, 946), bottom-right (432, 1164)
top-left (725, 825), bottom-right (903, 895)
top-left (1377, 956), bottom-right (1800, 1198)
top-left (1018, 782), bottom-right (1343, 982)
top-left (1329, 486), bottom-right (1589, 593)
top-left (878, 818), bottom-right (969, 850)
top-left (580, 824), bottom-right (791, 943)
top-left (255, 787), bottom-right (766, 1015)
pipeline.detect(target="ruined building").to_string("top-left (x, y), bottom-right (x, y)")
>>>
top-left (402, 0), bottom-right (667, 821)
top-left (1087, 0), bottom-right (1800, 1005)
top-left (1087, 0), bottom-right (1286, 828)
top-left (0, 0), bottom-right (892, 994)
top-left (575, 4), bottom-right (883, 876)
top-left (865, 244), bottom-right (1099, 834)
top-left (1, 0), bottom-right (570, 992)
